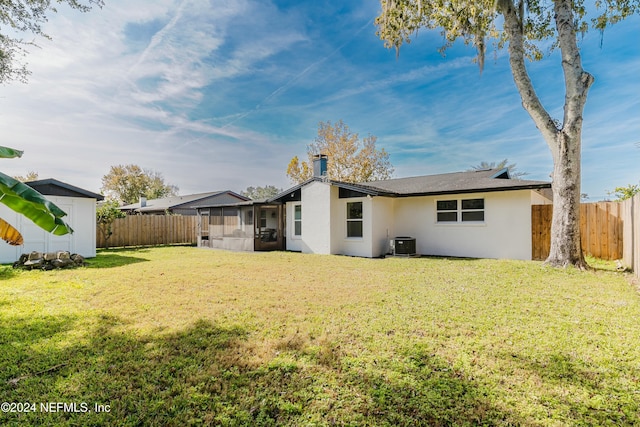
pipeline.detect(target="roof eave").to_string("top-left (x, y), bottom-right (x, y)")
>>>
top-left (25, 178), bottom-right (104, 200)
top-left (393, 183), bottom-right (552, 198)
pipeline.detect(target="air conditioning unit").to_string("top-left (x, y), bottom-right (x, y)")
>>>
top-left (391, 237), bottom-right (416, 256)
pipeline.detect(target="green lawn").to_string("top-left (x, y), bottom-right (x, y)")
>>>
top-left (1, 246), bottom-right (639, 426)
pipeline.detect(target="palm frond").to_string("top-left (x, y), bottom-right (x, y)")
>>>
top-left (0, 171), bottom-right (73, 236)
top-left (0, 217), bottom-right (23, 245)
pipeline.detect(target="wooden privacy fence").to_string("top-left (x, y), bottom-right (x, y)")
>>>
top-left (532, 197), bottom-right (640, 277)
top-left (532, 202), bottom-right (623, 261)
top-left (622, 194), bottom-right (640, 279)
top-left (97, 215), bottom-right (198, 248)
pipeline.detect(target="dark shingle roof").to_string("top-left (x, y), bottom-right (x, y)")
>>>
top-left (26, 178), bottom-right (104, 200)
top-left (269, 168), bottom-right (551, 202)
top-left (119, 191), bottom-right (249, 212)
top-left (356, 168), bottom-right (550, 196)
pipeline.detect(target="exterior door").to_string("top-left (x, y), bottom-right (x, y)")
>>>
top-left (254, 205), bottom-right (284, 251)
top-left (197, 209), bottom-right (210, 247)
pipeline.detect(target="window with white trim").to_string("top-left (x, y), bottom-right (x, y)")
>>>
top-left (436, 198), bottom-right (484, 223)
top-left (294, 204), bottom-right (302, 236)
top-left (346, 202), bottom-right (363, 237)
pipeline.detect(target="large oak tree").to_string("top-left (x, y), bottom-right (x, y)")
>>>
top-left (376, 0), bottom-right (638, 269)
top-left (1, 0), bottom-right (103, 84)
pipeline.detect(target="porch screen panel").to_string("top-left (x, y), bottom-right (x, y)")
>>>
top-left (223, 207), bottom-right (239, 236)
top-left (199, 209), bottom-right (210, 237)
top-left (242, 207), bottom-right (254, 237)
top-left (210, 208), bottom-right (223, 238)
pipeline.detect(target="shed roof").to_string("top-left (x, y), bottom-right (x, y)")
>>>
top-left (26, 178), bottom-right (104, 200)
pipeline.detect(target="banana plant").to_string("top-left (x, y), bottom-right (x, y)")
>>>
top-left (0, 146), bottom-right (73, 246)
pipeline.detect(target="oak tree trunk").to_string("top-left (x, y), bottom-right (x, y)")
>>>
top-left (546, 132), bottom-right (587, 268)
top-left (502, 0), bottom-right (592, 268)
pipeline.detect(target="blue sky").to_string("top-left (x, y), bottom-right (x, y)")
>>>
top-left (1, 0), bottom-right (638, 200)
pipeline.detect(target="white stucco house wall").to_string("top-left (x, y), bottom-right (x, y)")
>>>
top-left (0, 179), bottom-right (103, 264)
top-left (194, 156), bottom-right (552, 260)
top-left (271, 163), bottom-right (552, 261)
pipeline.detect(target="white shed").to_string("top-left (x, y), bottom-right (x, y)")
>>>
top-left (0, 179), bottom-right (103, 264)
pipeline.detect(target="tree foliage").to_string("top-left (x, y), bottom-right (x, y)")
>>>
top-left (0, 146), bottom-right (72, 246)
top-left (242, 185), bottom-right (283, 200)
top-left (96, 200), bottom-right (125, 248)
top-left (376, 0), bottom-right (638, 69)
top-left (375, 0), bottom-right (639, 269)
top-left (469, 159), bottom-right (528, 178)
top-left (0, 0), bottom-right (103, 84)
top-left (609, 183), bottom-right (640, 201)
top-left (101, 164), bottom-right (179, 205)
top-left (287, 120), bottom-right (394, 184)
top-left (13, 171), bottom-right (39, 182)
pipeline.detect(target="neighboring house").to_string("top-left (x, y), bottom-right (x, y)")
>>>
top-left (195, 157), bottom-right (552, 260)
top-left (119, 191), bottom-right (249, 215)
top-left (0, 178), bottom-right (104, 264)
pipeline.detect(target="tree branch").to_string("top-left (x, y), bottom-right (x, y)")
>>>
top-left (553, 0), bottom-right (594, 134)
top-left (501, 0), bottom-right (558, 145)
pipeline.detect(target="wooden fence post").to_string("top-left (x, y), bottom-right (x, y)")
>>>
top-left (628, 194), bottom-right (640, 278)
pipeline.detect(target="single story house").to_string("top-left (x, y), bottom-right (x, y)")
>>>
top-left (195, 156), bottom-right (552, 260)
top-left (119, 191), bottom-right (249, 215)
top-left (0, 178), bottom-right (104, 264)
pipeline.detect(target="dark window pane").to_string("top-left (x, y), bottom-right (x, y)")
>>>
top-left (347, 202), bottom-right (363, 219)
top-left (294, 205), bottom-right (301, 220)
top-left (223, 207), bottom-right (238, 216)
top-left (339, 187), bottom-right (368, 198)
top-left (437, 200), bottom-right (457, 211)
top-left (462, 199), bottom-right (484, 210)
top-left (437, 212), bottom-right (458, 222)
top-left (294, 221), bottom-right (301, 235)
top-left (462, 211), bottom-right (485, 222)
top-left (347, 221), bottom-right (363, 237)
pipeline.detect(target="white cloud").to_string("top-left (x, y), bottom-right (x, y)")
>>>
top-left (0, 1), bottom-right (637, 201)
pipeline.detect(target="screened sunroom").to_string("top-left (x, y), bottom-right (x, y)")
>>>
top-left (195, 201), bottom-right (285, 252)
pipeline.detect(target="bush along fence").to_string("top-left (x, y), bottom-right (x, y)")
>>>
top-left (96, 215), bottom-right (198, 248)
top-left (532, 196), bottom-right (640, 278)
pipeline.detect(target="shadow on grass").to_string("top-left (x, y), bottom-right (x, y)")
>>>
top-left (342, 346), bottom-right (525, 426)
top-left (85, 253), bottom-right (149, 269)
top-left (0, 313), bottom-right (531, 426)
top-left (507, 351), bottom-right (639, 425)
top-left (0, 266), bottom-right (18, 280)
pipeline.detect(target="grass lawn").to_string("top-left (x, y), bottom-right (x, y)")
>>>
top-left (1, 246), bottom-right (639, 426)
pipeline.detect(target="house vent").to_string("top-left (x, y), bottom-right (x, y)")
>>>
top-left (392, 237), bottom-right (416, 256)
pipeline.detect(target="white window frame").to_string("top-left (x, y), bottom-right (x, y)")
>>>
top-left (346, 201), bottom-right (363, 238)
top-left (436, 198), bottom-right (485, 224)
top-left (293, 204), bottom-right (302, 236)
